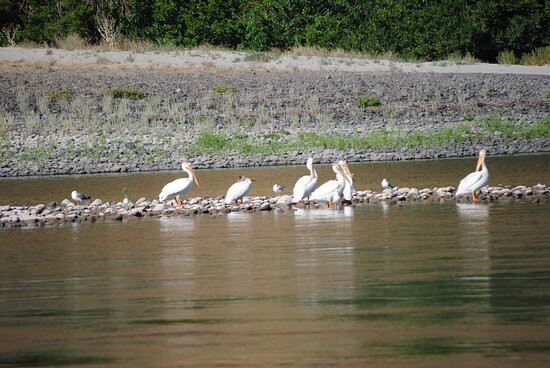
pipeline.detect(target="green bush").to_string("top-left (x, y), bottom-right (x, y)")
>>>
top-left (106, 88), bottom-right (145, 100)
top-left (3, 0), bottom-right (548, 62)
top-left (356, 96), bottom-right (382, 108)
top-left (497, 51), bottom-right (517, 64)
top-left (520, 46), bottom-right (550, 66)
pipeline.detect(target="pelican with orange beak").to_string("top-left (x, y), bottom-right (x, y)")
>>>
top-left (456, 149), bottom-right (489, 202)
top-left (339, 160), bottom-right (356, 201)
top-left (159, 162), bottom-right (200, 208)
top-left (310, 162), bottom-right (351, 208)
top-left (225, 176), bottom-right (255, 205)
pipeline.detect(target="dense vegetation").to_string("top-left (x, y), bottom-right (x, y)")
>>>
top-left (1, 0), bottom-right (548, 62)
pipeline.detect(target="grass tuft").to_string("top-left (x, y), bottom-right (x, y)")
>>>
top-left (520, 46), bottom-right (550, 66)
top-left (106, 87), bottom-right (145, 100)
top-left (48, 90), bottom-right (74, 102)
top-left (356, 96), bottom-right (382, 108)
top-left (212, 84), bottom-right (236, 93)
top-left (497, 50), bottom-right (517, 65)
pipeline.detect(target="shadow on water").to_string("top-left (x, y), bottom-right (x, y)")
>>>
top-left (0, 351), bottom-right (115, 367)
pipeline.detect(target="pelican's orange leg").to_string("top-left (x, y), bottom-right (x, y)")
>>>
top-left (328, 200), bottom-right (332, 208)
top-left (471, 192), bottom-right (478, 203)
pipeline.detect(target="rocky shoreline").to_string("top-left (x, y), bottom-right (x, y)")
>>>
top-left (1, 184), bottom-right (548, 228)
top-left (0, 56), bottom-right (549, 177)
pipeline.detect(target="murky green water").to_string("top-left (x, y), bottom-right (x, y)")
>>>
top-left (0, 154), bottom-right (549, 205)
top-left (1, 201), bottom-right (550, 367)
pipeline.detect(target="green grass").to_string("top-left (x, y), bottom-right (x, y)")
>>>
top-left (520, 46), bottom-right (550, 66)
top-left (48, 90), bottom-right (74, 101)
top-left (239, 119), bottom-right (255, 127)
top-left (106, 87), bottom-right (145, 100)
top-left (356, 96), bottom-right (382, 108)
top-left (497, 50), bottom-right (517, 65)
top-left (212, 84), bottom-right (236, 93)
top-left (190, 116), bottom-right (549, 156)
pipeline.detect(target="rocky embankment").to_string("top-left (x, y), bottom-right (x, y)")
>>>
top-left (1, 184), bottom-right (548, 228)
top-left (0, 53), bottom-right (549, 177)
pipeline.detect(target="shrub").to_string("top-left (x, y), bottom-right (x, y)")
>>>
top-left (212, 85), bottom-right (236, 93)
top-left (56, 34), bottom-right (88, 50)
top-left (520, 46), bottom-right (550, 66)
top-left (106, 87), bottom-right (145, 100)
top-left (356, 96), bottom-right (381, 108)
top-left (48, 90), bottom-right (74, 101)
top-left (497, 51), bottom-right (517, 64)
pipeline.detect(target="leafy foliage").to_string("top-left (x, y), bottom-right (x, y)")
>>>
top-left (1, 0), bottom-right (548, 62)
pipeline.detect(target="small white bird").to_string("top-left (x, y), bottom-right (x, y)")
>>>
top-left (158, 162), bottom-right (200, 208)
top-left (381, 178), bottom-right (394, 189)
top-left (293, 157), bottom-right (318, 203)
top-left (339, 160), bottom-right (356, 201)
top-left (71, 190), bottom-right (91, 202)
top-left (310, 162), bottom-right (350, 208)
top-left (123, 197), bottom-right (129, 205)
top-left (225, 176), bottom-right (255, 205)
top-left (456, 149), bottom-right (489, 202)
top-left (273, 184), bottom-right (285, 193)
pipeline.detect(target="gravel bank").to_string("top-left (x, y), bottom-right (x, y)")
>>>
top-left (0, 48), bottom-right (548, 177)
top-left (1, 184), bottom-right (548, 228)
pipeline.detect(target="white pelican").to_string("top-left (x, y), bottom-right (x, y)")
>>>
top-left (273, 184), bottom-right (284, 193)
top-left (310, 162), bottom-right (350, 208)
top-left (292, 157), bottom-right (318, 202)
top-left (71, 190), bottom-right (90, 202)
top-left (456, 149), bottom-right (489, 202)
top-left (339, 160), bottom-right (355, 201)
top-left (225, 176), bottom-right (255, 205)
top-left (381, 178), bottom-right (393, 189)
top-left (158, 162), bottom-right (200, 208)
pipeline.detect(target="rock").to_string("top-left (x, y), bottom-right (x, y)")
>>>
top-left (20, 214), bottom-right (38, 223)
top-left (152, 203), bottom-right (165, 212)
top-left (136, 197), bottom-right (146, 205)
top-left (129, 208), bottom-right (143, 217)
top-left (90, 199), bottom-right (103, 206)
top-left (260, 202), bottom-right (271, 211)
top-left (276, 195), bottom-right (293, 205)
top-left (61, 199), bottom-right (73, 206)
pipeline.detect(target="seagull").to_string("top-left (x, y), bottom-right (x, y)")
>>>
top-left (273, 184), bottom-right (285, 193)
top-left (381, 178), bottom-right (394, 189)
top-left (71, 190), bottom-right (91, 202)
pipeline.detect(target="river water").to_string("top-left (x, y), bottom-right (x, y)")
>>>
top-left (0, 154), bottom-right (549, 205)
top-left (1, 156), bottom-right (550, 367)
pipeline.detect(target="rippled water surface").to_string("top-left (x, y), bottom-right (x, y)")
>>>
top-left (1, 201), bottom-right (550, 367)
top-left (0, 153), bottom-right (549, 205)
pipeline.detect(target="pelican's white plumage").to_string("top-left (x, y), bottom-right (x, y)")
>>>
top-left (339, 160), bottom-right (355, 201)
top-left (310, 162), bottom-right (350, 207)
top-left (225, 176), bottom-right (254, 205)
top-left (159, 162), bottom-right (200, 207)
top-left (381, 178), bottom-right (393, 189)
top-left (71, 190), bottom-right (90, 202)
top-left (292, 157), bottom-right (318, 202)
top-left (456, 149), bottom-right (489, 202)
